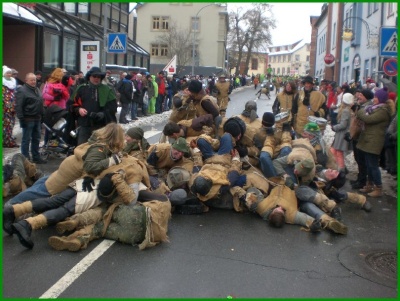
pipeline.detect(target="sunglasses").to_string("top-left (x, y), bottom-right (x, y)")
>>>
top-left (91, 75), bottom-right (102, 79)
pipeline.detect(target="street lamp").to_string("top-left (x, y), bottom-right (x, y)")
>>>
top-left (192, 3), bottom-right (214, 76)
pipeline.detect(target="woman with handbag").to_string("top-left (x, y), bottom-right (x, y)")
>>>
top-left (330, 93), bottom-right (354, 173)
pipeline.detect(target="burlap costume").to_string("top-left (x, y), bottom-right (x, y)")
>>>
top-left (293, 90), bottom-right (326, 135)
top-left (193, 94), bottom-right (220, 118)
top-left (48, 200), bottom-right (171, 251)
top-left (215, 81), bottom-right (230, 112)
top-left (3, 154), bottom-right (42, 197)
top-left (169, 93), bottom-right (197, 123)
top-left (261, 128), bottom-right (292, 159)
top-left (236, 114), bottom-right (263, 162)
top-left (44, 142), bottom-right (92, 195)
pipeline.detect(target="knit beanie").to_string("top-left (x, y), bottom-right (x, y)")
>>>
top-left (360, 89), bottom-right (374, 100)
top-left (97, 173), bottom-right (117, 203)
top-left (342, 93), bottom-right (355, 106)
top-left (126, 127), bottom-right (144, 140)
top-left (191, 176), bottom-right (212, 196)
top-left (374, 87), bottom-right (389, 103)
top-left (262, 112), bottom-right (275, 127)
top-left (223, 118), bottom-right (242, 137)
top-left (3, 65), bottom-right (12, 76)
top-left (188, 80), bottom-right (202, 93)
top-left (388, 92), bottom-right (397, 101)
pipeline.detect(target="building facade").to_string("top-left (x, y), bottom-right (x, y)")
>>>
top-left (133, 3), bottom-right (228, 75)
top-left (267, 40), bottom-right (311, 77)
top-left (312, 2), bottom-right (397, 85)
top-left (3, 2), bottom-right (149, 77)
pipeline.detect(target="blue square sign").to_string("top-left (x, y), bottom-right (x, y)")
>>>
top-left (380, 27), bottom-right (397, 57)
top-left (107, 33), bottom-right (127, 53)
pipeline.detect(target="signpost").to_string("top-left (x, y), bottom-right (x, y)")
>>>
top-left (382, 58), bottom-right (397, 77)
top-left (380, 27), bottom-right (397, 57)
top-left (81, 41), bottom-right (100, 74)
top-left (107, 33), bottom-right (127, 54)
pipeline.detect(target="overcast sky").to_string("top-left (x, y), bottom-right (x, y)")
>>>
top-left (228, 2), bottom-right (324, 45)
top-left (130, 2), bottom-right (324, 46)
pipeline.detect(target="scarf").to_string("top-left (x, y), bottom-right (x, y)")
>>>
top-left (365, 103), bottom-right (385, 115)
top-left (2, 77), bottom-right (16, 90)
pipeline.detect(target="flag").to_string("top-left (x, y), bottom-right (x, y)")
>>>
top-left (163, 55), bottom-right (177, 75)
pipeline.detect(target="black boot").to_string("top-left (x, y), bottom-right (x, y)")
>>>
top-left (3, 205), bottom-right (15, 236)
top-left (330, 206), bottom-right (342, 222)
top-left (309, 219), bottom-right (322, 233)
top-left (12, 220), bottom-right (34, 249)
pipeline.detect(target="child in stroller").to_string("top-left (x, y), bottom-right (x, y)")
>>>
top-left (40, 105), bottom-right (75, 160)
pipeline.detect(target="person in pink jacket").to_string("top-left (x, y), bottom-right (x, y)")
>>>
top-left (42, 67), bottom-right (70, 109)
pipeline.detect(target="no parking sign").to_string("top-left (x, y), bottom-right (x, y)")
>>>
top-left (383, 58), bottom-right (397, 77)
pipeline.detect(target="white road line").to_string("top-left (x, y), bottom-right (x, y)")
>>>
top-left (40, 239), bottom-right (115, 299)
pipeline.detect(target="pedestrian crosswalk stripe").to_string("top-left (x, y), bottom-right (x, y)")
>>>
top-left (109, 36), bottom-right (125, 50)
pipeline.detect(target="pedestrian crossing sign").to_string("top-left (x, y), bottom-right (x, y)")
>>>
top-left (107, 33), bottom-right (127, 53)
top-left (380, 27), bottom-right (397, 57)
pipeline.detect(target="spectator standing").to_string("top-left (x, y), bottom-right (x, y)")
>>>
top-left (117, 74), bottom-right (133, 124)
top-left (155, 71), bottom-right (166, 114)
top-left (34, 71), bottom-right (43, 89)
top-left (15, 73), bottom-right (46, 163)
top-left (132, 73), bottom-right (143, 118)
top-left (3, 66), bottom-right (18, 148)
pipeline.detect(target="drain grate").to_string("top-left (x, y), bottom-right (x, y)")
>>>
top-left (365, 251), bottom-right (397, 280)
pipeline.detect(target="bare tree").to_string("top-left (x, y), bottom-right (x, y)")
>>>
top-left (228, 4), bottom-right (276, 76)
top-left (155, 21), bottom-right (192, 73)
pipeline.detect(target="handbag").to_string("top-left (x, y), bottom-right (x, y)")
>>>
top-left (349, 112), bottom-right (363, 140)
top-left (142, 91), bottom-right (149, 106)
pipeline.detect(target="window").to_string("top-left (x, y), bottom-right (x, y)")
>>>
top-left (371, 57), bottom-right (377, 76)
top-left (306, 55), bottom-right (310, 62)
top-left (332, 23), bottom-right (336, 47)
top-left (364, 59), bottom-right (370, 80)
top-left (295, 55), bottom-right (300, 62)
top-left (191, 17), bottom-right (200, 32)
top-left (63, 37), bottom-right (77, 71)
top-left (287, 67), bottom-right (290, 74)
top-left (374, 3), bottom-right (379, 12)
top-left (283, 55), bottom-right (286, 62)
top-left (151, 44), bottom-right (159, 56)
top-left (160, 45), bottom-right (168, 57)
top-left (388, 3), bottom-right (394, 16)
top-left (251, 58), bottom-right (258, 70)
top-left (278, 56), bottom-right (281, 63)
top-left (277, 68), bottom-right (280, 74)
top-left (43, 32), bottom-right (60, 69)
top-left (151, 44), bottom-right (168, 57)
top-left (152, 16), bottom-right (169, 30)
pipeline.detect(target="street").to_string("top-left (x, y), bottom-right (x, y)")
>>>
top-left (2, 86), bottom-right (398, 298)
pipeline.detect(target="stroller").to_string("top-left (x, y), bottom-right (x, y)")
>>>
top-left (39, 105), bottom-right (75, 160)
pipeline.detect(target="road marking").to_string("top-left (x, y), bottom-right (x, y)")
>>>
top-left (40, 239), bottom-right (115, 299)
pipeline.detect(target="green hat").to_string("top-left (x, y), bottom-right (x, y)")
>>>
top-left (126, 127), bottom-right (144, 140)
top-left (295, 159), bottom-right (314, 177)
top-left (172, 137), bottom-right (190, 154)
top-left (303, 122), bottom-right (320, 135)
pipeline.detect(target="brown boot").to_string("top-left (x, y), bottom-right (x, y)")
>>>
top-left (346, 192), bottom-right (372, 212)
top-left (367, 185), bottom-right (383, 198)
top-left (359, 182), bottom-right (374, 193)
top-left (320, 214), bottom-right (348, 235)
top-left (56, 207), bottom-right (105, 234)
top-left (49, 224), bottom-right (95, 251)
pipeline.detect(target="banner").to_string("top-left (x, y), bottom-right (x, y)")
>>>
top-left (163, 55), bottom-right (177, 75)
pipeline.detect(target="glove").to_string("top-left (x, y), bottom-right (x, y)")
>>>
top-left (82, 176), bottom-right (95, 192)
top-left (20, 120), bottom-right (27, 128)
top-left (282, 122), bottom-right (291, 132)
top-left (235, 144), bottom-right (248, 157)
top-left (266, 127), bottom-right (274, 136)
top-left (109, 154), bottom-right (122, 167)
top-left (344, 132), bottom-right (352, 142)
top-left (314, 111), bottom-right (320, 117)
top-left (284, 176), bottom-right (295, 190)
top-left (90, 112), bottom-right (105, 122)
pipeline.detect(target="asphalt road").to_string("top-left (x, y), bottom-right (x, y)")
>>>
top-left (2, 86), bottom-right (398, 298)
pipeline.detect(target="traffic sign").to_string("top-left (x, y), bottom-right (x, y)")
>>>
top-left (107, 33), bottom-right (127, 53)
top-left (382, 58), bottom-right (397, 77)
top-left (380, 27), bottom-right (397, 57)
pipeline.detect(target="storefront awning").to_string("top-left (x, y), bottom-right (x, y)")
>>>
top-left (2, 3), bottom-right (43, 25)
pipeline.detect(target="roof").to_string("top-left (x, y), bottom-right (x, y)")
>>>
top-left (2, 3), bottom-right (42, 25)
